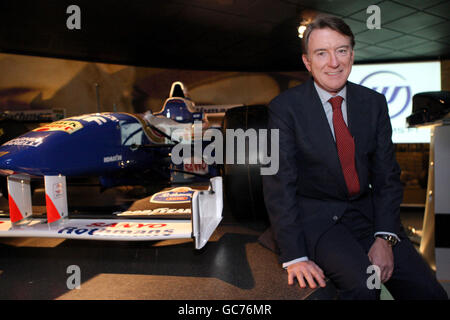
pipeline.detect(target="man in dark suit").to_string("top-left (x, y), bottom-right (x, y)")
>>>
top-left (262, 15), bottom-right (448, 300)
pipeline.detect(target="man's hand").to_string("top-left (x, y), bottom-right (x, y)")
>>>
top-left (367, 237), bottom-right (394, 283)
top-left (287, 260), bottom-right (326, 289)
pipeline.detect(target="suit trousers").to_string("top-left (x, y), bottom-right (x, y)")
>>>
top-left (313, 204), bottom-right (448, 300)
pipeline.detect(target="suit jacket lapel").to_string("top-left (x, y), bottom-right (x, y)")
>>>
top-left (303, 78), bottom-right (349, 197)
top-left (305, 78), bottom-right (335, 145)
top-left (346, 81), bottom-right (369, 190)
top-left (346, 81), bottom-right (363, 138)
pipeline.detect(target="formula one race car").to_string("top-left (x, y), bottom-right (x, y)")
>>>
top-left (0, 82), bottom-right (269, 249)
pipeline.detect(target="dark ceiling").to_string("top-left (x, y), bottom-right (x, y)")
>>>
top-left (0, 0), bottom-right (449, 71)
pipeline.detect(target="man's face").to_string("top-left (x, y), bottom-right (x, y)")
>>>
top-left (302, 28), bottom-right (354, 95)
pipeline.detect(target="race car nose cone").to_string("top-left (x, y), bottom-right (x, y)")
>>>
top-left (0, 154), bottom-right (15, 175)
top-left (0, 147), bottom-right (43, 176)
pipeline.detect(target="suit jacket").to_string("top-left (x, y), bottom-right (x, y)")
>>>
top-left (262, 77), bottom-right (404, 263)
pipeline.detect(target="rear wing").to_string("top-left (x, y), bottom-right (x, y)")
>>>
top-left (0, 175), bottom-right (223, 250)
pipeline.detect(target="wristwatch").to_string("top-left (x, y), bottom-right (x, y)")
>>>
top-left (375, 234), bottom-right (398, 247)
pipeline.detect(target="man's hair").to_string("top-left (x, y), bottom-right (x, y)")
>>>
top-left (302, 15), bottom-right (355, 54)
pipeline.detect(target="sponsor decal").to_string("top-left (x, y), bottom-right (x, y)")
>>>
top-left (116, 208), bottom-right (191, 216)
top-left (194, 106), bottom-right (232, 113)
top-left (84, 222), bottom-right (168, 228)
top-left (33, 120), bottom-right (83, 134)
top-left (103, 154), bottom-right (122, 163)
top-left (184, 162), bottom-right (208, 174)
top-left (150, 187), bottom-right (195, 204)
top-left (69, 113), bottom-right (119, 125)
top-left (57, 222), bottom-right (174, 237)
top-left (3, 137), bottom-right (44, 147)
top-left (53, 182), bottom-right (64, 199)
top-left (0, 151), bottom-right (9, 157)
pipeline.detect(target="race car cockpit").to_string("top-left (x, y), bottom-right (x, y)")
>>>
top-left (154, 82), bottom-right (203, 123)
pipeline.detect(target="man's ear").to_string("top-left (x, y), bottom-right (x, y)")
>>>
top-left (302, 54), bottom-right (311, 72)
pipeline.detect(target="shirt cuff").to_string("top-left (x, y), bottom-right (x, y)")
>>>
top-left (282, 256), bottom-right (309, 269)
top-left (374, 231), bottom-right (401, 242)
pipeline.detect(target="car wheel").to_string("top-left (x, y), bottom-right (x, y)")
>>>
top-left (222, 105), bottom-right (269, 222)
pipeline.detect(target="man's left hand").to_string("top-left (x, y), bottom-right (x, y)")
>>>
top-left (367, 237), bottom-right (394, 283)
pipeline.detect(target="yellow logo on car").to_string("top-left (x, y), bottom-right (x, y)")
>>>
top-left (33, 121), bottom-right (83, 134)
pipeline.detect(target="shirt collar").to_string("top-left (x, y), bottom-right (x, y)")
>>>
top-left (313, 81), bottom-right (347, 105)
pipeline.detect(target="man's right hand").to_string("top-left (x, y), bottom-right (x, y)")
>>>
top-left (287, 260), bottom-right (327, 289)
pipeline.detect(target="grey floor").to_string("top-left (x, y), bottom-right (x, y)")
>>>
top-left (0, 185), bottom-right (443, 300)
top-left (0, 185), bottom-right (337, 300)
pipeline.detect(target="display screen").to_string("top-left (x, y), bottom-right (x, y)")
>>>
top-left (348, 61), bottom-right (441, 143)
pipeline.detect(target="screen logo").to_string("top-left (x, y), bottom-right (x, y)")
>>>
top-left (359, 71), bottom-right (412, 119)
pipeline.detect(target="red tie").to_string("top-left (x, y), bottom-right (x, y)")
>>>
top-left (329, 96), bottom-right (360, 196)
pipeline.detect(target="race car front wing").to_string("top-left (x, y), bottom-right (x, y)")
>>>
top-left (0, 175), bottom-right (223, 250)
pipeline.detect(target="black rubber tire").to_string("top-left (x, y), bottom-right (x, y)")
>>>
top-left (222, 105), bottom-right (269, 222)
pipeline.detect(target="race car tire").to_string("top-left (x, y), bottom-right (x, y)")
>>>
top-left (222, 105), bottom-right (269, 222)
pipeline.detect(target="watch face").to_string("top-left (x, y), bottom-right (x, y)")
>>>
top-left (386, 235), bottom-right (397, 246)
top-left (377, 234), bottom-right (397, 246)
